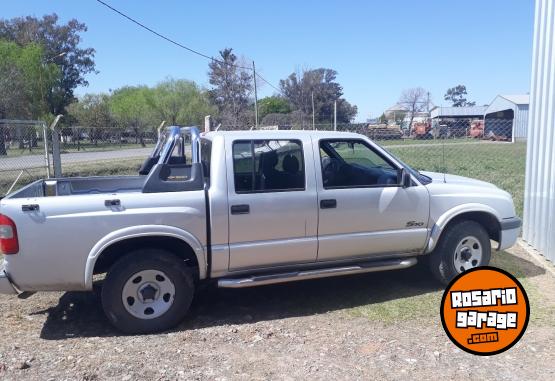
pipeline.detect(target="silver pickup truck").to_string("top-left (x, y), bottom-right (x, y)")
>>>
top-left (0, 126), bottom-right (521, 333)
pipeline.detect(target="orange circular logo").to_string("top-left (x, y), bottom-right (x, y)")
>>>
top-left (440, 267), bottom-right (529, 356)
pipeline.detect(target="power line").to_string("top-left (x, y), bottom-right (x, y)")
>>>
top-left (95, 0), bottom-right (248, 69)
top-left (95, 0), bottom-right (283, 94)
top-left (256, 73), bottom-right (282, 94)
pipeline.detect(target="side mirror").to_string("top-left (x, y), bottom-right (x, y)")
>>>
top-left (398, 168), bottom-right (412, 188)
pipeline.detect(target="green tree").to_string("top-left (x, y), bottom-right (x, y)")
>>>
top-left (444, 85), bottom-right (476, 107)
top-left (0, 14), bottom-right (96, 115)
top-left (67, 94), bottom-right (112, 127)
top-left (0, 40), bottom-right (59, 118)
top-left (110, 86), bottom-right (156, 147)
top-left (66, 93), bottom-right (113, 146)
top-left (208, 48), bottom-right (253, 128)
top-left (258, 96), bottom-right (291, 121)
top-left (0, 40), bottom-right (59, 154)
top-left (279, 68), bottom-right (357, 124)
top-left (148, 78), bottom-right (215, 126)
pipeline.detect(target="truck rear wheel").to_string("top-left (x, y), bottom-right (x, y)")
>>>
top-left (429, 220), bottom-right (491, 285)
top-left (101, 249), bottom-right (194, 334)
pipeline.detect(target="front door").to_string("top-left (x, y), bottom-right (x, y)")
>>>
top-left (316, 138), bottom-right (430, 261)
top-left (226, 136), bottom-right (318, 270)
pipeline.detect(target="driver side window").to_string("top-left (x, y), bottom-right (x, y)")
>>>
top-left (319, 139), bottom-right (398, 188)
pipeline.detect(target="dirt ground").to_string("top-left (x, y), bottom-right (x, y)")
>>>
top-left (1, 244), bottom-right (554, 381)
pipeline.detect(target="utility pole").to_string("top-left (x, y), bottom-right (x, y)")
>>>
top-left (311, 92), bottom-right (315, 130)
top-left (204, 116), bottom-right (211, 133)
top-left (426, 91), bottom-right (434, 140)
top-left (252, 61), bottom-right (259, 128)
top-left (334, 100), bottom-right (337, 131)
top-left (49, 115), bottom-right (63, 178)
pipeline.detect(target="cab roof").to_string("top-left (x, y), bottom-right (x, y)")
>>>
top-left (202, 129), bottom-right (364, 140)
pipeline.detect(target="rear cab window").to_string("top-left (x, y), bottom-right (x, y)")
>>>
top-left (200, 138), bottom-right (212, 184)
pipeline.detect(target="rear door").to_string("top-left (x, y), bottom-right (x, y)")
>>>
top-left (226, 136), bottom-right (318, 270)
top-left (315, 138), bottom-right (430, 261)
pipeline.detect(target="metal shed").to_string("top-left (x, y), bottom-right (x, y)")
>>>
top-left (430, 106), bottom-right (487, 119)
top-left (484, 95), bottom-right (529, 142)
top-left (522, 0), bottom-right (555, 263)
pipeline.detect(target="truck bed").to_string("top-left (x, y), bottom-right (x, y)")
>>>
top-left (6, 176), bottom-right (147, 199)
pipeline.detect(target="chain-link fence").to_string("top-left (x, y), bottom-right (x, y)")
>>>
top-left (0, 120), bottom-right (51, 196)
top-left (56, 126), bottom-right (158, 152)
top-left (51, 126), bottom-right (157, 182)
top-left (0, 122), bottom-right (159, 196)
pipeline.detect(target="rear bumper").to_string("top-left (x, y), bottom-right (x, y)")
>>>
top-left (0, 267), bottom-right (18, 295)
top-left (498, 217), bottom-right (522, 251)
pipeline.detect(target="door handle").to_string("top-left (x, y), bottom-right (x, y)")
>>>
top-left (22, 204), bottom-right (40, 212)
top-left (231, 204), bottom-right (250, 215)
top-left (104, 199), bottom-right (121, 207)
top-left (320, 199), bottom-right (337, 209)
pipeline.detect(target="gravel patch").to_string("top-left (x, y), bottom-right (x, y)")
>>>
top-left (0, 245), bottom-right (554, 380)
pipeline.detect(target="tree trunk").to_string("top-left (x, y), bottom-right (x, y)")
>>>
top-left (91, 128), bottom-right (98, 146)
top-left (0, 125), bottom-right (6, 156)
top-left (31, 128), bottom-right (38, 149)
top-left (0, 110), bottom-right (6, 155)
top-left (408, 108), bottom-right (415, 137)
top-left (17, 127), bottom-right (24, 149)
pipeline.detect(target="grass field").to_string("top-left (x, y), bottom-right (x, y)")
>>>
top-left (379, 137), bottom-right (482, 146)
top-left (385, 141), bottom-right (526, 216)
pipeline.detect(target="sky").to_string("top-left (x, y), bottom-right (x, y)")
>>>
top-left (2, 0), bottom-right (535, 122)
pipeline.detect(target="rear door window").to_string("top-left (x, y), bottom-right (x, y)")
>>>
top-left (232, 139), bottom-right (305, 193)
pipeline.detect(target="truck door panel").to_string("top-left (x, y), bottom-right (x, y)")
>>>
top-left (316, 138), bottom-right (430, 261)
top-left (226, 137), bottom-right (318, 270)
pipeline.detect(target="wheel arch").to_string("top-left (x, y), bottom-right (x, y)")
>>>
top-left (84, 225), bottom-right (206, 289)
top-left (426, 204), bottom-right (502, 253)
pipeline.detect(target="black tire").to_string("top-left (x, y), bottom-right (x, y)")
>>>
top-left (101, 249), bottom-right (194, 334)
top-left (429, 220), bottom-right (491, 285)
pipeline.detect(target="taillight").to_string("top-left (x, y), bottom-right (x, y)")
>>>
top-left (0, 214), bottom-right (19, 255)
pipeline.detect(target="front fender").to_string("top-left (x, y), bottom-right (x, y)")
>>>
top-left (84, 225), bottom-right (206, 289)
top-left (426, 203), bottom-right (501, 253)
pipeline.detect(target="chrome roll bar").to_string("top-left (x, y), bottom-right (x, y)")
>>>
top-left (157, 126), bottom-right (201, 165)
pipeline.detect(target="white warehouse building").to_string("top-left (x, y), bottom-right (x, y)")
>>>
top-left (484, 94), bottom-right (529, 142)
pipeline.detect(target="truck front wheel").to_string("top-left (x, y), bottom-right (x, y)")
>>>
top-left (101, 249), bottom-right (194, 334)
top-left (429, 220), bottom-right (491, 285)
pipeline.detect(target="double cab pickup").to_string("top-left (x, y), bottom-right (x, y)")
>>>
top-left (0, 127), bottom-right (521, 333)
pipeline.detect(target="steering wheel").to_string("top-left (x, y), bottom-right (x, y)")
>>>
top-left (323, 159), bottom-right (345, 186)
top-left (377, 170), bottom-right (397, 185)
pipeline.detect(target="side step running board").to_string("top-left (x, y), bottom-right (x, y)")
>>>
top-left (217, 257), bottom-right (417, 288)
